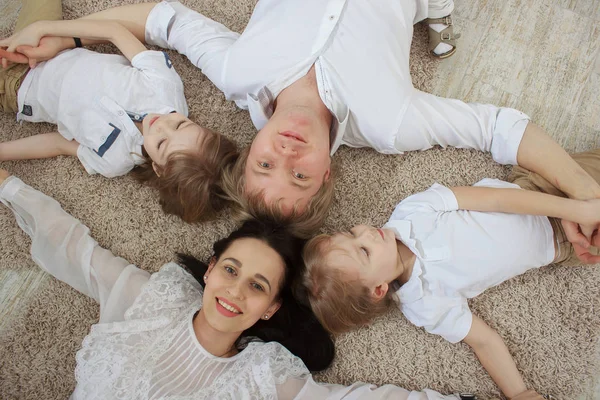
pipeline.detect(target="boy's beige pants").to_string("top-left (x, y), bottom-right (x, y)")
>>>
top-left (509, 149), bottom-right (600, 266)
top-left (0, 0), bottom-right (62, 113)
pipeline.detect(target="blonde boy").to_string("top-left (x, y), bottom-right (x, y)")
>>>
top-left (301, 150), bottom-right (600, 400)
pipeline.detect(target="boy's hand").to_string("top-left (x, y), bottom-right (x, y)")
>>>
top-left (0, 169), bottom-right (10, 184)
top-left (0, 21), bottom-right (71, 69)
top-left (562, 219), bottom-right (600, 264)
top-left (561, 198), bottom-right (600, 264)
top-left (510, 390), bottom-right (545, 400)
top-left (0, 36), bottom-right (71, 69)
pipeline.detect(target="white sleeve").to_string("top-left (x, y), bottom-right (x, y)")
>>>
top-left (0, 177), bottom-right (150, 323)
top-left (278, 376), bottom-right (461, 400)
top-left (402, 297), bottom-right (473, 344)
top-left (144, 1), bottom-right (240, 93)
top-left (390, 183), bottom-right (459, 220)
top-left (397, 89), bottom-right (530, 165)
top-left (130, 50), bottom-right (183, 85)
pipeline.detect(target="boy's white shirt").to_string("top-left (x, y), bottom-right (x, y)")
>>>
top-left (384, 179), bottom-right (556, 343)
top-left (17, 48), bottom-right (188, 178)
top-left (145, 0), bottom-right (528, 164)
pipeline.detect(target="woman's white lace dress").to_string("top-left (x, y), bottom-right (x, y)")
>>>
top-left (0, 176), bottom-right (459, 400)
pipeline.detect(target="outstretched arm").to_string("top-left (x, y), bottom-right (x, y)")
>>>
top-left (278, 375), bottom-right (462, 400)
top-left (463, 316), bottom-right (536, 399)
top-left (1, 19), bottom-right (147, 62)
top-left (0, 170), bottom-right (150, 322)
top-left (0, 132), bottom-right (79, 161)
top-left (0, 3), bottom-right (156, 67)
top-left (450, 185), bottom-right (600, 229)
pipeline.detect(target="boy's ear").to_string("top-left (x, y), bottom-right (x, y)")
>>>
top-left (152, 162), bottom-right (161, 177)
top-left (371, 282), bottom-right (389, 301)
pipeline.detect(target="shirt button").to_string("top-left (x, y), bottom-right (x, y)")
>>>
top-left (118, 111), bottom-right (124, 116)
top-left (329, 15), bottom-right (335, 20)
top-left (101, 136), bottom-right (106, 141)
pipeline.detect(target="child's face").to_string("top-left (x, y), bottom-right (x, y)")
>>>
top-left (327, 225), bottom-right (400, 289)
top-left (142, 112), bottom-right (207, 167)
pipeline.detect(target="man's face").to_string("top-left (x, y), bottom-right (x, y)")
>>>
top-left (245, 108), bottom-right (331, 214)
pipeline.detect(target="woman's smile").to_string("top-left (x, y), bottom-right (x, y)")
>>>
top-left (216, 297), bottom-right (243, 317)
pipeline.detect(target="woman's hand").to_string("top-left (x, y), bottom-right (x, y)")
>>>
top-left (0, 169), bottom-right (10, 184)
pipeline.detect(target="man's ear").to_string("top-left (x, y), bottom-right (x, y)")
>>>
top-left (152, 162), bottom-right (161, 177)
top-left (323, 167), bottom-right (331, 182)
top-left (371, 282), bottom-right (389, 301)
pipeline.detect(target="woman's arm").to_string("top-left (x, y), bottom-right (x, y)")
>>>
top-left (450, 185), bottom-right (600, 227)
top-left (0, 170), bottom-right (150, 322)
top-left (278, 375), bottom-right (461, 400)
top-left (1, 19), bottom-right (147, 62)
top-left (463, 316), bottom-right (536, 399)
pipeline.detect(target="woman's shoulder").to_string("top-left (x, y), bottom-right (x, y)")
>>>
top-left (124, 263), bottom-right (203, 320)
top-left (237, 341), bottom-right (310, 382)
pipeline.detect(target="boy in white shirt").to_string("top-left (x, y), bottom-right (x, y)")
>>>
top-left (0, 0), bottom-right (238, 222)
top-left (300, 149), bottom-right (600, 399)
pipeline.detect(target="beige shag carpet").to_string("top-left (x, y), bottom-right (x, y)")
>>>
top-left (1, 0), bottom-right (599, 399)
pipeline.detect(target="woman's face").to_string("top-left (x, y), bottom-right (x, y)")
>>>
top-left (202, 238), bottom-right (285, 334)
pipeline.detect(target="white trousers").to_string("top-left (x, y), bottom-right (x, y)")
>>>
top-left (428, 0), bottom-right (454, 19)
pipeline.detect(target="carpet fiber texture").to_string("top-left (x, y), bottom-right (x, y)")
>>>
top-left (1, 1), bottom-right (599, 399)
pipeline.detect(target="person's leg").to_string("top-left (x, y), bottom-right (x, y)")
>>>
top-left (15, 0), bottom-right (63, 31)
top-left (509, 149), bottom-right (600, 266)
top-left (425, 0), bottom-right (459, 58)
top-left (0, 0), bottom-right (62, 114)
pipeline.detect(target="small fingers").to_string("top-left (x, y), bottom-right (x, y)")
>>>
top-left (561, 219), bottom-right (591, 248)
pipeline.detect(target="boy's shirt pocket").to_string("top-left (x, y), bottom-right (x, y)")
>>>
top-left (61, 97), bottom-right (144, 178)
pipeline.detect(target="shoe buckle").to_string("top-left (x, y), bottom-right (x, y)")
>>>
top-left (441, 32), bottom-right (452, 40)
top-left (444, 16), bottom-right (453, 25)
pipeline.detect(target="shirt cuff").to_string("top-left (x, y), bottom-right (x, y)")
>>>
top-left (145, 1), bottom-right (178, 48)
top-left (428, 183), bottom-right (459, 212)
top-left (0, 176), bottom-right (24, 202)
top-left (76, 145), bottom-right (99, 176)
top-left (443, 310), bottom-right (473, 344)
top-left (491, 108), bottom-right (530, 165)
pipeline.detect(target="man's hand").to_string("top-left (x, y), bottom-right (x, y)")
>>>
top-left (561, 219), bottom-right (600, 264)
top-left (0, 169), bottom-right (10, 184)
top-left (1, 35), bottom-right (71, 69)
top-left (510, 390), bottom-right (545, 400)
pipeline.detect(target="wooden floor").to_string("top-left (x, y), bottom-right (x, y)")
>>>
top-left (430, 0), bottom-right (600, 153)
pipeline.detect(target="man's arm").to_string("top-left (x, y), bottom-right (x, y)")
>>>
top-left (450, 185), bottom-right (600, 227)
top-left (517, 123), bottom-right (600, 201)
top-left (463, 316), bottom-right (536, 399)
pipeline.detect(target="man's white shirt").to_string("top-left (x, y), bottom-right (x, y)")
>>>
top-left (145, 0), bottom-right (529, 164)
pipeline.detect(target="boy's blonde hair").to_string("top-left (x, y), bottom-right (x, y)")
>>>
top-left (131, 129), bottom-right (238, 223)
top-left (300, 234), bottom-right (394, 334)
top-left (220, 147), bottom-right (337, 239)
